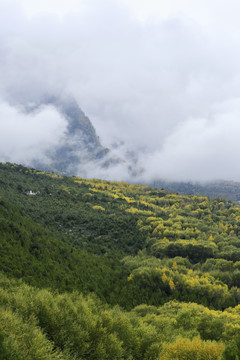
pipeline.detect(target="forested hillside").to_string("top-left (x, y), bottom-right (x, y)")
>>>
top-left (1, 162), bottom-right (240, 359)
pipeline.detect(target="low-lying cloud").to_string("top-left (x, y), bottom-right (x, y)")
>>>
top-left (1, 0), bottom-right (240, 182)
top-left (0, 102), bottom-right (67, 164)
top-left (138, 98), bottom-right (240, 182)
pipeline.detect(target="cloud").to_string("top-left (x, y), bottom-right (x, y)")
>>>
top-left (0, 102), bottom-right (67, 164)
top-left (0, 0), bottom-right (240, 181)
top-left (139, 98), bottom-right (240, 182)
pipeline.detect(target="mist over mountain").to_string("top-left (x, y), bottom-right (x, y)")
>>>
top-left (1, 1), bottom-right (240, 183)
top-left (3, 94), bottom-right (141, 179)
top-left (31, 95), bottom-right (112, 175)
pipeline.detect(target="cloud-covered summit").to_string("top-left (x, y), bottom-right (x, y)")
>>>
top-left (1, 0), bottom-right (240, 182)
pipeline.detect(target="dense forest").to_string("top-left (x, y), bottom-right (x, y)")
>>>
top-left (0, 162), bottom-right (240, 359)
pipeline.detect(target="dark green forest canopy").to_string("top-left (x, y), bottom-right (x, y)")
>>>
top-left (1, 162), bottom-right (240, 359)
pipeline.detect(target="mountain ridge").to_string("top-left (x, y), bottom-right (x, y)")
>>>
top-left (30, 96), bottom-right (116, 175)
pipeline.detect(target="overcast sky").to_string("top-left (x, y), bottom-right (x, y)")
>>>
top-left (1, 0), bottom-right (240, 181)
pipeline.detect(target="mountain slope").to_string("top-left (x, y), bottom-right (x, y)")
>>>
top-left (1, 163), bottom-right (240, 358)
top-left (1, 162), bottom-right (240, 308)
top-left (31, 96), bottom-right (117, 175)
top-left (0, 193), bottom-right (128, 299)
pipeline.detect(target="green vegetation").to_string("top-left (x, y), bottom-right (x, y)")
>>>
top-left (1, 162), bottom-right (240, 358)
